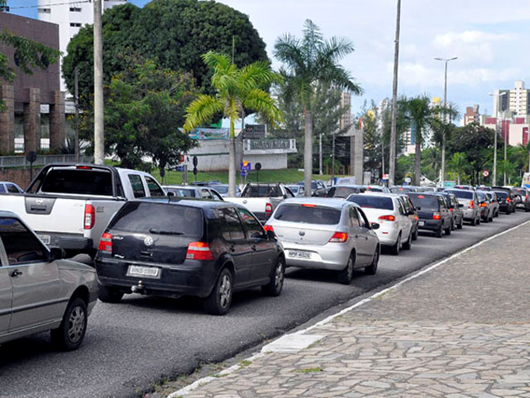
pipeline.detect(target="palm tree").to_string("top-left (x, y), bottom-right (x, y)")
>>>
top-left (430, 104), bottom-right (459, 184)
top-left (184, 52), bottom-right (282, 196)
top-left (449, 152), bottom-right (466, 184)
top-left (274, 19), bottom-right (362, 196)
top-left (402, 96), bottom-right (433, 186)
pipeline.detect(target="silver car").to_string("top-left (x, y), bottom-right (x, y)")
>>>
top-left (446, 189), bottom-right (481, 226)
top-left (0, 211), bottom-right (97, 350)
top-left (265, 198), bottom-right (380, 284)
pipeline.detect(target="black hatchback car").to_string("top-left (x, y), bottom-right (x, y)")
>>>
top-left (408, 193), bottom-right (452, 238)
top-left (95, 199), bottom-right (285, 315)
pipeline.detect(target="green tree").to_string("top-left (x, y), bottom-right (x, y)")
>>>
top-left (274, 19), bottom-right (362, 196)
top-left (184, 52), bottom-right (282, 196)
top-left (63, 0), bottom-right (268, 108)
top-left (81, 57), bottom-right (199, 171)
top-left (401, 96), bottom-right (433, 185)
top-left (449, 152), bottom-right (467, 184)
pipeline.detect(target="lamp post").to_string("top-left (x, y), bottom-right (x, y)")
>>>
top-left (434, 57), bottom-right (457, 188)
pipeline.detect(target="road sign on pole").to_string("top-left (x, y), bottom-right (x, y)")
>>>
top-left (240, 161), bottom-right (251, 172)
top-left (482, 170), bottom-right (490, 178)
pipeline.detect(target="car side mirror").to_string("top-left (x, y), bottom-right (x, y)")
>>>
top-left (370, 222), bottom-right (380, 230)
top-left (167, 191), bottom-right (175, 197)
top-left (49, 246), bottom-right (66, 261)
top-left (266, 229), bottom-right (276, 240)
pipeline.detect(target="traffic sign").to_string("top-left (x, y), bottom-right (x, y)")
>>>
top-left (255, 162), bottom-right (262, 171)
top-left (482, 170), bottom-right (490, 178)
top-left (240, 161), bottom-right (251, 172)
top-left (193, 156), bottom-right (198, 167)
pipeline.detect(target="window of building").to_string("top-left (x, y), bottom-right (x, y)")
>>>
top-left (38, 8), bottom-right (51, 13)
top-left (70, 23), bottom-right (82, 27)
top-left (70, 7), bottom-right (81, 12)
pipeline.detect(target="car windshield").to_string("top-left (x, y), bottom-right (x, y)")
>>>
top-left (273, 204), bottom-right (341, 225)
top-left (109, 202), bottom-right (203, 236)
top-left (214, 185), bottom-right (229, 194)
top-left (288, 186), bottom-right (299, 193)
top-left (328, 186), bottom-right (364, 198)
top-left (448, 190), bottom-right (473, 200)
top-left (167, 188), bottom-right (196, 198)
top-left (347, 195), bottom-right (393, 210)
top-left (242, 185), bottom-right (281, 197)
top-left (409, 194), bottom-right (439, 210)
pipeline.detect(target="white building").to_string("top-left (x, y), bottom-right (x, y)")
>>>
top-left (38, 0), bottom-right (127, 93)
top-left (492, 80), bottom-right (530, 118)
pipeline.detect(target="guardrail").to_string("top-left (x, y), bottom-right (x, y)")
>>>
top-left (0, 155), bottom-right (93, 170)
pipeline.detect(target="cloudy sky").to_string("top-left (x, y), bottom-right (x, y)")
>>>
top-left (12, 0), bottom-right (530, 120)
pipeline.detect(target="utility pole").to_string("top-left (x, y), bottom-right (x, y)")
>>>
top-left (319, 133), bottom-right (323, 175)
top-left (93, 0), bottom-right (104, 165)
top-left (74, 67), bottom-right (80, 163)
top-left (331, 131), bottom-right (336, 181)
top-left (434, 57), bottom-right (458, 188)
top-left (389, 0), bottom-right (401, 187)
top-left (504, 117), bottom-right (508, 186)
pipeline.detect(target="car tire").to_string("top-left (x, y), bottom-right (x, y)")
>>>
top-left (435, 226), bottom-right (443, 238)
top-left (526, 207), bottom-right (530, 213)
top-left (261, 257), bottom-right (285, 297)
top-left (365, 247), bottom-right (379, 275)
top-left (204, 268), bottom-right (233, 315)
top-left (457, 218), bottom-right (463, 229)
top-left (451, 219), bottom-right (455, 231)
top-left (445, 222), bottom-right (451, 235)
top-left (98, 285), bottom-right (124, 303)
top-left (390, 233), bottom-right (401, 255)
top-left (412, 226), bottom-right (419, 241)
top-left (489, 213), bottom-right (493, 222)
top-left (402, 231), bottom-right (412, 250)
top-left (338, 253), bottom-right (355, 285)
top-left (50, 297), bottom-right (87, 351)
top-left (470, 217), bottom-right (476, 226)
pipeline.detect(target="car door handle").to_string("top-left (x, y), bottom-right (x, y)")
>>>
top-left (251, 244), bottom-right (256, 251)
top-left (10, 269), bottom-right (23, 278)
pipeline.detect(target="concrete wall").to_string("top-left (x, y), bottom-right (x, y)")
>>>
top-left (0, 168), bottom-right (41, 190)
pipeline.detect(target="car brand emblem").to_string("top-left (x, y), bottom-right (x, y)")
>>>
top-left (144, 236), bottom-right (154, 246)
top-left (36, 198), bottom-right (44, 205)
top-left (298, 231), bottom-right (305, 236)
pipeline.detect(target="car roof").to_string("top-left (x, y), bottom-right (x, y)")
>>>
top-left (278, 197), bottom-right (360, 209)
top-left (128, 197), bottom-right (239, 209)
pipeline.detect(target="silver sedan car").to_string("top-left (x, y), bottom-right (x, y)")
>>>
top-left (0, 211), bottom-right (97, 351)
top-left (265, 198), bottom-right (381, 284)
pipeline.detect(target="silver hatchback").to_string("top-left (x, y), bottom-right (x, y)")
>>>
top-left (0, 211), bottom-right (97, 350)
top-left (265, 198), bottom-right (381, 284)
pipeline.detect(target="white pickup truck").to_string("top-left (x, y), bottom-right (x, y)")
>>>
top-left (227, 183), bottom-right (295, 222)
top-left (0, 163), bottom-right (166, 257)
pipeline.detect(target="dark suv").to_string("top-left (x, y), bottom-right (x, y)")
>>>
top-left (95, 199), bottom-right (285, 315)
top-left (512, 187), bottom-right (530, 212)
top-left (439, 191), bottom-right (464, 230)
top-left (408, 193), bottom-right (452, 238)
top-left (492, 187), bottom-right (517, 214)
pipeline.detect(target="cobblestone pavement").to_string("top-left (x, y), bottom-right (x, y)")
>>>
top-left (165, 221), bottom-right (530, 398)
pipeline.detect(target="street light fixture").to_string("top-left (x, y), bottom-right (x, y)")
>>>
top-left (434, 57), bottom-right (458, 187)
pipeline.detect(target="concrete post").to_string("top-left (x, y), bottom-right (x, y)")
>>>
top-left (23, 88), bottom-right (41, 152)
top-left (50, 90), bottom-right (66, 151)
top-left (0, 85), bottom-right (15, 154)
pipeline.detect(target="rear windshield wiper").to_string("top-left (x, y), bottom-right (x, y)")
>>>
top-left (148, 229), bottom-right (184, 235)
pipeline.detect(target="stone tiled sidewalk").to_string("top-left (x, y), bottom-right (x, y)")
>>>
top-left (167, 221), bottom-right (530, 397)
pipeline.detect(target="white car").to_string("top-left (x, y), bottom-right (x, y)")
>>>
top-left (346, 193), bottom-right (413, 255)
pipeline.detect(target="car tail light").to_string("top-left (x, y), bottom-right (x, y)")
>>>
top-left (449, 207), bottom-right (454, 212)
top-left (507, 198), bottom-right (511, 203)
top-left (302, 204), bottom-right (316, 208)
top-left (433, 212), bottom-right (441, 220)
top-left (526, 195), bottom-right (529, 202)
top-left (265, 202), bottom-right (273, 216)
top-left (414, 215), bottom-right (419, 220)
top-left (186, 242), bottom-right (214, 260)
top-left (480, 202), bottom-right (487, 207)
top-left (84, 204), bottom-right (95, 229)
top-left (98, 232), bottom-right (112, 253)
top-left (263, 225), bottom-right (274, 232)
top-left (378, 215), bottom-right (396, 221)
top-left (468, 200), bottom-right (474, 209)
top-left (329, 232), bottom-right (348, 243)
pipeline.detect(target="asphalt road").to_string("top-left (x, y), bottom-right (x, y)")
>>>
top-left (1, 210), bottom-right (529, 398)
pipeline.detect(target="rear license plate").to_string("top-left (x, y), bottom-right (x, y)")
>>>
top-left (418, 221), bottom-right (425, 227)
top-left (127, 265), bottom-right (160, 278)
top-left (38, 234), bottom-right (51, 245)
top-left (288, 250), bottom-right (311, 259)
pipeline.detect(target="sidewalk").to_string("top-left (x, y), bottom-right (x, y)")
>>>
top-left (167, 221), bottom-right (530, 398)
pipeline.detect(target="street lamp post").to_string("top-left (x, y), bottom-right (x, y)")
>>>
top-left (434, 57), bottom-right (457, 188)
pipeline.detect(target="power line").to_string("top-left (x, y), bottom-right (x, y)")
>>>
top-left (10, 0), bottom-right (91, 10)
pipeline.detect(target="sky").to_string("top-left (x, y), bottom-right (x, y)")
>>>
top-left (10, 0), bottom-right (530, 121)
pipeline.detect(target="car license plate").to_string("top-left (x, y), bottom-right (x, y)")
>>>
top-left (288, 250), bottom-right (311, 259)
top-left (418, 221), bottom-right (425, 227)
top-left (38, 234), bottom-right (51, 245)
top-left (127, 265), bottom-right (160, 278)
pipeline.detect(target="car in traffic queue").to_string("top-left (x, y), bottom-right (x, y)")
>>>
top-left (445, 188), bottom-right (481, 226)
top-left (512, 187), bottom-right (530, 212)
top-left (476, 190), bottom-right (493, 223)
top-left (95, 198), bottom-right (285, 315)
top-left (484, 191), bottom-right (500, 218)
top-left (438, 191), bottom-right (464, 230)
top-left (408, 193), bottom-right (452, 238)
top-left (492, 186), bottom-right (517, 214)
top-left (0, 211), bottom-right (98, 350)
top-left (264, 198), bottom-right (380, 285)
top-left (287, 184), bottom-right (306, 197)
top-left (346, 193), bottom-right (413, 255)
top-left (397, 193), bottom-right (420, 240)
top-left (163, 185), bottom-right (225, 201)
top-left (390, 186), bottom-right (418, 194)
top-left (297, 180), bottom-right (328, 197)
top-left (207, 184), bottom-right (241, 198)
top-left (0, 181), bottom-right (24, 194)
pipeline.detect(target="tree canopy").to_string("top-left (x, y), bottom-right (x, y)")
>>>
top-left (62, 0), bottom-right (268, 107)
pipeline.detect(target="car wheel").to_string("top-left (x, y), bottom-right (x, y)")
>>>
top-left (50, 297), bottom-right (87, 351)
top-left (262, 257), bottom-right (285, 296)
top-left (98, 284), bottom-right (124, 303)
top-left (526, 207), bottom-right (530, 213)
top-left (477, 216), bottom-right (481, 225)
top-left (412, 226), bottom-right (419, 241)
top-left (365, 247), bottom-right (379, 275)
top-left (204, 268), bottom-right (233, 315)
top-left (445, 222), bottom-right (451, 235)
top-left (338, 253), bottom-right (355, 285)
top-left (390, 233), bottom-right (401, 255)
top-left (457, 217), bottom-right (463, 229)
top-left (402, 231), bottom-right (412, 250)
top-left (451, 219), bottom-right (455, 231)
top-left (489, 213), bottom-right (493, 222)
top-left (435, 226), bottom-right (443, 238)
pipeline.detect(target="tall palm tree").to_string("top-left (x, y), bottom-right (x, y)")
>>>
top-left (274, 19), bottom-right (362, 196)
top-left (184, 52), bottom-right (282, 196)
top-left (449, 152), bottom-right (466, 184)
top-left (430, 104), bottom-right (459, 185)
top-left (402, 96), bottom-right (432, 186)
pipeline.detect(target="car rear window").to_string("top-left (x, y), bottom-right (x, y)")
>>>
top-left (40, 168), bottom-right (113, 196)
top-left (495, 191), bottom-right (508, 199)
top-left (109, 202), bottom-right (203, 237)
top-left (328, 186), bottom-right (364, 198)
top-left (242, 185), bottom-right (281, 197)
top-left (214, 186), bottom-right (229, 194)
top-left (447, 190), bottom-right (473, 200)
top-left (273, 204), bottom-right (341, 225)
top-left (167, 188), bottom-right (196, 198)
top-left (409, 194), bottom-right (439, 210)
top-left (513, 188), bottom-right (526, 195)
top-left (347, 195), bottom-right (394, 210)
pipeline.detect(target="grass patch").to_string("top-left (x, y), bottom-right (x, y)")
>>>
top-left (295, 367), bottom-right (323, 374)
